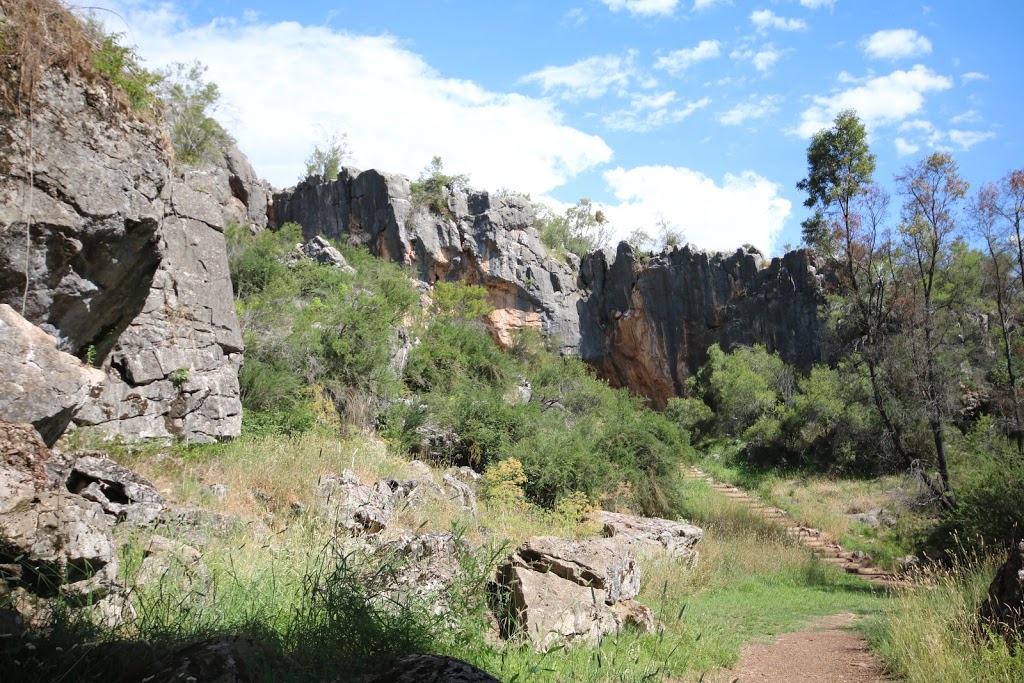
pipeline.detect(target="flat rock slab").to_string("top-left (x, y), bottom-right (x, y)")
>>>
top-left (713, 613), bottom-right (891, 683)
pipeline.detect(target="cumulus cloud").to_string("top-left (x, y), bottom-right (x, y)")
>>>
top-left (601, 0), bottom-right (680, 17)
top-left (751, 10), bottom-right (807, 32)
top-left (800, 0), bottom-right (836, 8)
top-left (521, 52), bottom-right (639, 100)
top-left (962, 71), bottom-right (989, 83)
top-left (692, 0), bottom-right (728, 10)
top-left (731, 44), bottom-right (785, 72)
top-left (655, 40), bottom-right (721, 75)
top-left (601, 166), bottom-right (792, 255)
top-left (89, 2), bottom-right (613, 192)
top-left (862, 29), bottom-right (932, 60)
top-left (602, 94), bottom-right (711, 132)
top-left (894, 137), bottom-right (920, 157)
top-left (718, 95), bottom-right (782, 125)
top-left (795, 65), bottom-right (952, 137)
top-left (949, 129), bottom-right (996, 150)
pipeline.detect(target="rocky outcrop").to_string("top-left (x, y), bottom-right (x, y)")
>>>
top-left (0, 22), bottom-right (261, 442)
top-left (273, 172), bottom-right (582, 353)
top-left (63, 452), bottom-right (166, 525)
top-left (0, 423), bottom-right (118, 613)
top-left (0, 304), bottom-right (105, 445)
top-left (274, 174), bottom-right (827, 407)
top-left (593, 510), bottom-right (703, 564)
top-left (580, 243), bottom-right (826, 407)
top-left (979, 541), bottom-right (1024, 640)
top-left (493, 536), bottom-right (651, 650)
top-left (72, 160), bottom-right (247, 442)
top-left (316, 469), bottom-right (395, 534)
top-left (0, 68), bottom-right (167, 363)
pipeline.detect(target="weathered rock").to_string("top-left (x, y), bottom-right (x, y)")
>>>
top-left (845, 508), bottom-right (897, 528)
top-left (134, 535), bottom-right (209, 590)
top-left (316, 469), bottom-right (394, 534)
top-left (273, 172), bottom-right (582, 354)
top-left (362, 654), bottom-right (502, 683)
top-left (496, 562), bottom-right (619, 651)
top-left (611, 599), bottom-right (656, 633)
top-left (494, 536), bottom-right (642, 650)
top-left (73, 162), bottom-right (245, 443)
top-left (579, 243), bottom-right (826, 408)
top-left (298, 234), bottom-right (355, 272)
top-left (0, 421), bottom-right (51, 497)
top-left (443, 472), bottom-right (479, 516)
top-left (0, 305), bottom-right (105, 445)
top-left (0, 490), bottom-right (116, 601)
top-left (594, 510), bottom-right (703, 565)
top-left (134, 635), bottom-right (257, 683)
top-left (979, 541), bottom-right (1024, 639)
top-left (510, 536), bottom-right (640, 604)
top-left (64, 453), bottom-right (165, 525)
top-left (0, 69), bottom-right (167, 363)
top-left (377, 531), bottom-right (463, 600)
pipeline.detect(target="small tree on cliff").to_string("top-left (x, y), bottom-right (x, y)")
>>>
top-left (156, 60), bottom-right (233, 165)
top-left (301, 133), bottom-right (351, 182)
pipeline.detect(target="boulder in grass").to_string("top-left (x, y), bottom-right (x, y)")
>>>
top-left (979, 542), bottom-right (1024, 640)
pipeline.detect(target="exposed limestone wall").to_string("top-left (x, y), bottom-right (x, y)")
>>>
top-left (273, 172), bottom-right (582, 354)
top-left (579, 243), bottom-right (826, 408)
top-left (0, 58), bottom-right (262, 442)
top-left (273, 172), bottom-right (827, 408)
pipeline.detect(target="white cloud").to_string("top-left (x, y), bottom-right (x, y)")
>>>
top-left (894, 137), bottom-right (920, 156)
top-left (521, 52), bottom-right (639, 100)
top-left (731, 44), bottom-right (784, 72)
top-left (949, 129), bottom-right (996, 150)
top-left (751, 9), bottom-right (807, 32)
top-left (962, 71), bottom-right (989, 83)
top-left (862, 29), bottom-right (932, 60)
top-left (602, 0), bottom-right (680, 17)
top-left (718, 95), bottom-right (782, 126)
top-left (655, 40), bottom-right (721, 75)
top-left (800, 0), bottom-right (836, 8)
top-left (89, 2), bottom-right (612, 193)
top-left (692, 0), bottom-right (728, 10)
top-left (603, 94), bottom-right (710, 132)
top-left (601, 166), bottom-right (791, 255)
top-left (795, 65), bottom-right (952, 137)
top-left (950, 109), bottom-right (981, 125)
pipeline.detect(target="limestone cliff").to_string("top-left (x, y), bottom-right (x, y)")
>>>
top-left (273, 172), bottom-right (582, 353)
top-left (0, 4), bottom-right (260, 442)
top-left (274, 175), bottom-right (826, 407)
top-left (579, 243), bottom-right (825, 408)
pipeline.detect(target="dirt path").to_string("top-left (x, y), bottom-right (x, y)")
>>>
top-left (684, 466), bottom-right (901, 681)
top-left (714, 613), bottom-right (892, 682)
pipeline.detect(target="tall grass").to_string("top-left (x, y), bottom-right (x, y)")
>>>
top-left (867, 555), bottom-right (1024, 683)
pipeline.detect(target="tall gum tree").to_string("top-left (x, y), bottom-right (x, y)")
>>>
top-left (896, 152), bottom-right (969, 509)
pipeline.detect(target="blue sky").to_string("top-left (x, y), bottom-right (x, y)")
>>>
top-left (92, 0), bottom-right (1021, 255)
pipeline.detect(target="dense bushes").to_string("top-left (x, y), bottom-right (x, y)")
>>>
top-left (383, 318), bottom-right (690, 516)
top-left (229, 223), bottom-right (417, 434)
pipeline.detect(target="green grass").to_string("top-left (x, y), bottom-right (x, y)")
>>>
top-left (866, 555), bottom-right (1024, 683)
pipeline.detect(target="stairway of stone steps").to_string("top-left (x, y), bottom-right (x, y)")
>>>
top-left (686, 466), bottom-right (911, 590)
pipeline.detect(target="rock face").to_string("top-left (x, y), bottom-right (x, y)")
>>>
top-left (73, 158), bottom-right (250, 442)
top-left (274, 174), bottom-right (827, 407)
top-left (979, 542), bottom-right (1024, 639)
top-left (64, 452), bottom-right (166, 525)
top-left (493, 536), bottom-right (648, 650)
top-left (273, 172), bottom-right (582, 353)
top-left (579, 243), bottom-right (826, 408)
top-left (0, 24), bottom-right (261, 443)
top-left (0, 69), bottom-right (167, 362)
top-left (0, 304), bottom-right (105, 445)
top-left (0, 423), bottom-right (118, 608)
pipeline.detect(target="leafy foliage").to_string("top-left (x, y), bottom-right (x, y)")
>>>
top-left (535, 198), bottom-right (613, 258)
top-left (410, 156), bottom-right (469, 217)
top-left (228, 223), bottom-right (418, 434)
top-left (301, 133), bottom-right (350, 182)
top-left (155, 60), bottom-right (233, 165)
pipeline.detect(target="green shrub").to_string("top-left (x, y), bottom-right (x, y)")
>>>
top-left (155, 60), bottom-right (233, 165)
top-left (91, 33), bottom-right (160, 111)
top-left (410, 156), bottom-right (469, 217)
